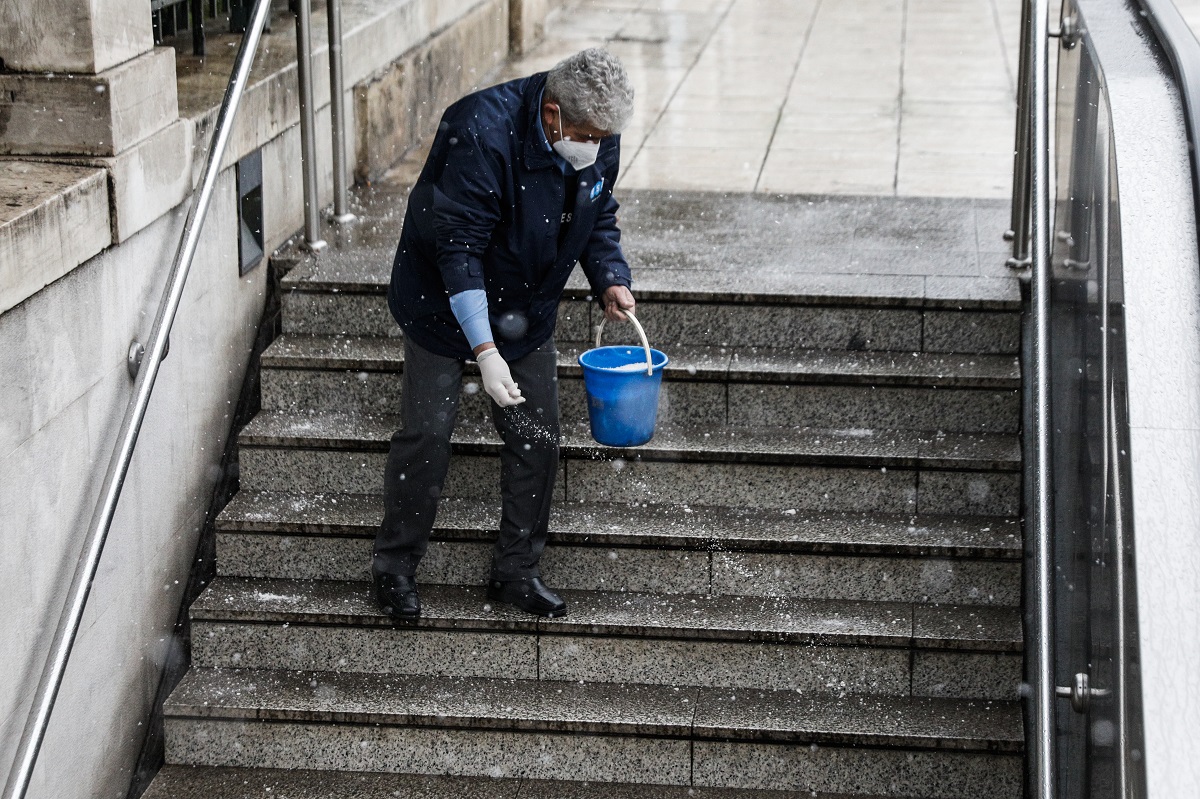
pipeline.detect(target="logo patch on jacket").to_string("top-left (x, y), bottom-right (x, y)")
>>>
top-left (589, 178), bottom-right (605, 201)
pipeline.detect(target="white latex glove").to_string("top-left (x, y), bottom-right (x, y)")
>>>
top-left (476, 348), bottom-right (525, 407)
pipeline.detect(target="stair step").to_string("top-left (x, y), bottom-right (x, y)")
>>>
top-left (190, 578), bottom-right (1020, 698)
top-left (215, 493), bottom-right (1021, 605)
top-left (262, 334), bottom-right (1021, 389)
top-left (193, 577), bottom-right (1019, 651)
top-left (164, 669), bottom-right (1022, 793)
top-left (238, 410), bottom-right (1021, 471)
top-left (164, 668), bottom-right (1023, 751)
top-left (260, 336), bottom-right (1020, 432)
top-left (218, 491), bottom-right (1023, 559)
top-left (143, 765), bottom-right (914, 799)
top-left (282, 291), bottom-right (1020, 355)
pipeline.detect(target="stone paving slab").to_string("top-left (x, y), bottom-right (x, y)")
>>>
top-left (283, 187), bottom-right (1021, 308)
top-left (167, 668), bottom-right (699, 736)
top-left (691, 689), bottom-right (1022, 751)
top-left (237, 409), bottom-right (1022, 470)
top-left (165, 667), bottom-right (1022, 751)
top-left (193, 575), bottom-right (1022, 654)
top-left (143, 765), bottom-right (901, 799)
top-left (262, 334), bottom-right (1019, 387)
top-left (193, 577), bottom-right (918, 647)
top-left (468, 0), bottom-right (1020, 199)
top-left (217, 491), bottom-right (1022, 559)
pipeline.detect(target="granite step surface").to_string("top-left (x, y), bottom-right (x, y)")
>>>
top-left (280, 189), bottom-right (1023, 314)
top-left (142, 765), bottom-right (930, 799)
top-left (233, 409), bottom-right (1021, 519)
top-left (189, 577), bottom-right (1021, 698)
top-left (259, 336), bottom-right (1020, 433)
top-left (237, 449), bottom-right (1018, 519)
top-left (214, 493), bottom-right (1022, 605)
top-left (237, 410), bottom-right (1021, 472)
top-left (261, 334), bottom-right (1021, 389)
top-left (217, 491), bottom-right (1023, 560)
top-left (163, 668), bottom-right (1024, 792)
top-left (282, 290), bottom-right (1021, 355)
top-left (280, 255), bottom-right (1021, 311)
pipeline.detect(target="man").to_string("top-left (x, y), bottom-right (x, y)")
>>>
top-left (372, 48), bottom-right (637, 620)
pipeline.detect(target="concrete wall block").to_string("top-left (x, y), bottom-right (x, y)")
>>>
top-left (104, 119), bottom-right (193, 243)
top-left (18, 211), bottom-right (171, 435)
top-left (0, 386), bottom-right (101, 784)
top-left (21, 119), bottom-right (197, 244)
top-left (0, 302), bottom-right (32, 456)
top-left (0, 164), bottom-right (265, 799)
top-left (0, 47), bottom-right (178, 157)
top-left (26, 503), bottom-right (204, 798)
top-left (355, 61), bottom-right (416, 184)
top-left (510, 0), bottom-right (568, 56)
top-left (0, 161), bottom-right (111, 316)
top-left (354, 0), bottom-right (509, 182)
top-left (0, 0), bottom-right (153, 73)
top-left (262, 103), bottom-right (338, 253)
top-left (343, 0), bottom-right (487, 88)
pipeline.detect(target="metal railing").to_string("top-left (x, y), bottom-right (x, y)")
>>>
top-left (1010, 0), bottom-right (1169, 796)
top-left (1009, 0), bottom-right (1055, 792)
top-left (1020, 0), bottom-right (1058, 796)
top-left (3, 0), bottom-right (350, 794)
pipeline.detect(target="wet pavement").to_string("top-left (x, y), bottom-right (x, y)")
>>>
top-left (291, 184), bottom-right (1020, 307)
top-left (388, 0), bottom-right (1020, 199)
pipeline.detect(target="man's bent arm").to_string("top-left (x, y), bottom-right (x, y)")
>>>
top-left (432, 129), bottom-right (504, 297)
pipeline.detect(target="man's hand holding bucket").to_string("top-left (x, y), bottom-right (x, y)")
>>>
top-left (603, 285), bottom-right (636, 322)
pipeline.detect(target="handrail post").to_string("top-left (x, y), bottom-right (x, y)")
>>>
top-left (294, 0), bottom-right (327, 251)
top-left (0, 1), bottom-right (275, 797)
top-left (1008, 0), bottom-right (1035, 268)
top-left (327, 0), bottom-right (355, 223)
top-left (1030, 0), bottom-right (1057, 797)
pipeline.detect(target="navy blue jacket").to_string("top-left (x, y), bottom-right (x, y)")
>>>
top-left (387, 73), bottom-right (632, 360)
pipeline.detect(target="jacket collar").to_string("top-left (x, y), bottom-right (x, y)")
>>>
top-left (523, 74), bottom-right (557, 171)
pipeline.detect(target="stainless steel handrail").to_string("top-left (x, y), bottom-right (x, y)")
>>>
top-left (1006, 0), bottom-right (1034, 268)
top-left (1023, 0), bottom-right (1058, 796)
top-left (326, 0), bottom-right (354, 223)
top-left (1108, 378), bottom-right (1131, 799)
top-left (294, 0), bottom-right (327, 251)
top-left (0, 0), bottom-right (275, 796)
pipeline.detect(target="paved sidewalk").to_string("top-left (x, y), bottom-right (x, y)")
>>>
top-left (376, 0), bottom-right (1022, 297)
top-left (491, 0), bottom-right (1020, 199)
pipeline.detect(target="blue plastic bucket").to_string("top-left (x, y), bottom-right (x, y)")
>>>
top-left (578, 313), bottom-right (668, 447)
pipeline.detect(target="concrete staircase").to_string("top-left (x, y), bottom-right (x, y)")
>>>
top-left (144, 188), bottom-right (1025, 798)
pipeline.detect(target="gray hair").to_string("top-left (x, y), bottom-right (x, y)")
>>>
top-left (545, 48), bottom-right (635, 134)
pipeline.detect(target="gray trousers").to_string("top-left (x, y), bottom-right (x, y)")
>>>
top-left (373, 336), bottom-right (560, 581)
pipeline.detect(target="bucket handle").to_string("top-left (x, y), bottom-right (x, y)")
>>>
top-left (595, 310), bottom-right (654, 376)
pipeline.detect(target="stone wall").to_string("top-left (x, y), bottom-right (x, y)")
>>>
top-left (0, 0), bottom-right (550, 795)
top-left (510, 0), bottom-right (569, 56)
top-left (0, 166), bottom-right (261, 799)
top-left (355, 0), bottom-right (510, 182)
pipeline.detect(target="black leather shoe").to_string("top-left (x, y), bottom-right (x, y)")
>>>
top-left (487, 576), bottom-right (567, 618)
top-left (373, 572), bottom-right (420, 620)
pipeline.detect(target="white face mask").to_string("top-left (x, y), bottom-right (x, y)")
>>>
top-left (552, 107), bottom-right (601, 170)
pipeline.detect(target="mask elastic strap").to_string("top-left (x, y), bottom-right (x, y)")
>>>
top-left (553, 105), bottom-right (567, 144)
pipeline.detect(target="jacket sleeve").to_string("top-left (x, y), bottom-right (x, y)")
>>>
top-left (578, 184), bottom-right (632, 296)
top-left (432, 129), bottom-right (504, 295)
